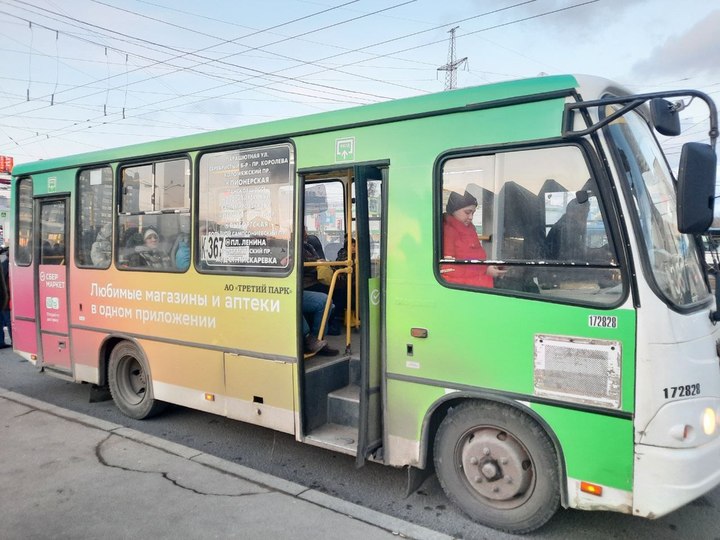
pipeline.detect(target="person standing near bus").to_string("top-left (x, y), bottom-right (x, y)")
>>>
top-left (441, 190), bottom-right (506, 288)
top-left (0, 245), bottom-right (10, 348)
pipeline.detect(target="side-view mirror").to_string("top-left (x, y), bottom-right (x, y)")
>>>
top-left (650, 98), bottom-right (682, 136)
top-left (677, 142), bottom-right (717, 234)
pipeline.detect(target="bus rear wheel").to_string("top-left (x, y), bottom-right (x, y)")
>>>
top-left (108, 342), bottom-right (165, 420)
top-left (434, 401), bottom-right (560, 534)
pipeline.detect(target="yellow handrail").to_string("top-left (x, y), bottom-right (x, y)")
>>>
top-left (304, 256), bottom-right (356, 349)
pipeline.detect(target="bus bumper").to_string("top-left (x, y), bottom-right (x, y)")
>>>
top-left (633, 436), bottom-right (720, 518)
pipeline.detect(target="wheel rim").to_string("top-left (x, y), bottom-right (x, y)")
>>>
top-left (457, 426), bottom-right (535, 509)
top-left (115, 354), bottom-right (148, 406)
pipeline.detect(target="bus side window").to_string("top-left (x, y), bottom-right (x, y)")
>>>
top-left (117, 158), bottom-right (191, 272)
top-left (439, 146), bottom-right (622, 306)
top-left (77, 167), bottom-right (113, 269)
top-left (39, 201), bottom-right (66, 265)
top-left (14, 178), bottom-right (33, 266)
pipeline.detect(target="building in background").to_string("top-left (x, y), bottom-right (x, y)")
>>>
top-left (0, 156), bottom-right (13, 246)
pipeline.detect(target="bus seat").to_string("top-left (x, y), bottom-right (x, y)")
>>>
top-left (496, 182), bottom-right (544, 293)
top-left (498, 181), bottom-right (544, 260)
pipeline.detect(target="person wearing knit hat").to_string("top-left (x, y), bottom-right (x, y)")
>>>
top-left (143, 227), bottom-right (159, 248)
top-left (446, 190), bottom-right (478, 215)
top-left (441, 189), bottom-right (506, 288)
top-left (127, 227), bottom-right (171, 269)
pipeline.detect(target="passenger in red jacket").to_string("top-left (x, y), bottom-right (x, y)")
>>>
top-left (441, 190), bottom-right (506, 288)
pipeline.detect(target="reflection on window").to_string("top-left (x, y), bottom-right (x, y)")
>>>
top-left (15, 178), bottom-right (33, 266)
top-left (305, 180), bottom-right (345, 261)
top-left (121, 159), bottom-right (190, 213)
top-left (40, 201), bottom-right (65, 266)
top-left (197, 143), bottom-right (294, 273)
top-left (604, 107), bottom-right (708, 306)
top-left (368, 179), bottom-right (382, 277)
top-left (118, 158), bottom-right (191, 272)
top-left (439, 146), bottom-right (622, 306)
top-left (77, 167), bottom-right (113, 268)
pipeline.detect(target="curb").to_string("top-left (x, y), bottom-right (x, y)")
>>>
top-left (0, 388), bottom-right (452, 540)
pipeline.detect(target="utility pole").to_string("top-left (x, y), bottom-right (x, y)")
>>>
top-left (437, 26), bottom-right (468, 91)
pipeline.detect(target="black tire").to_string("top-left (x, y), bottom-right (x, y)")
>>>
top-left (107, 341), bottom-right (165, 420)
top-left (434, 401), bottom-right (560, 534)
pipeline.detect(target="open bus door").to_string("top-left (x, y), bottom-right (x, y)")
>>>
top-left (299, 165), bottom-right (384, 462)
top-left (354, 164), bottom-right (385, 466)
top-left (36, 197), bottom-right (70, 372)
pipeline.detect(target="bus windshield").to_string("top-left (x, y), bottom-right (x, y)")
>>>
top-left (604, 107), bottom-right (709, 307)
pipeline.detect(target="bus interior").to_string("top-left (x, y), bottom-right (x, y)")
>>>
top-left (299, 165), bottom-right (384, 460)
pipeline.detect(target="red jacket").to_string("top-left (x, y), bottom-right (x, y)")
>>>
top-left (441, 214), bottom-right (493, 288)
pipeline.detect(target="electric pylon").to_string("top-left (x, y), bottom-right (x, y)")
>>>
top-left (437, 26), bottom-right (468, 90)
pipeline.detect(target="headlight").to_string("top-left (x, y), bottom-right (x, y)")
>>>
top-left (702, 408), bottom-right (716, 435)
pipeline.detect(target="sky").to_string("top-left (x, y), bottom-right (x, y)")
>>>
top-left (0, 0), bottom-right (718, 169)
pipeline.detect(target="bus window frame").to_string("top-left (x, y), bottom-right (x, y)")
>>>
top-left (14, 177), bottom-right (33, 268)
top-left (600, 104), bottom-right (713, 314)
top-left (119, 156), bottom-right (191, 215)
top-left (304, 178), bottom-right (347, 260)
top-left (115, 154), bottom-right (192, 274)
top-left (75, 165), bottom-right (114, 270)
top-left (194, 140), bottom-right (296, 278)
top-left (434, 139), bottom-right (630, 310)
top-left (39, 198), bottom-right (68, 267)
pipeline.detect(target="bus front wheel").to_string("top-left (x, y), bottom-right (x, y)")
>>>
top-left (108, 342), bottom-right (165, 420)
top-left (434, 401), bottom-right (560, 534)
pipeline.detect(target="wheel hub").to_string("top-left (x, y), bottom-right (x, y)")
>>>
top-left (119, 356), bottom-right (147, 403)
top-left (460, 428), bottom-right (533, 501)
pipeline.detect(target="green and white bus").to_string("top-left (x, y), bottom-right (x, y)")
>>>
top-left (9, 74), bottom-right (719, 533)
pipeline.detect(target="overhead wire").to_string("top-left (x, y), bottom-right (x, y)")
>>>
top-left (2, 0), bottom-right (606, 152)
top-left (168, 0), bottom-right (588, 110)
top-left (159, 0), bottom-right (598, 122)
top-left (1, 0), bottom-right (454, 147)
top-left (3, 0), bottom-right (545, 120)
top-left (0, 3), bottom-right (390, 143)
top-left (89, 0), bottom-right (431, 94)
top-left (1, 0), bottom-right (544, 146)
top-left (299, 1), bottom-right (600, 77)
top-left (0, 4), bottom-right (404, 149)
top-left (3, 0), bottom-right (393, 105)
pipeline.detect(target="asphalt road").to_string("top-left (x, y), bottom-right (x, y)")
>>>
top-left (1, 349), bottom-right (719, 540)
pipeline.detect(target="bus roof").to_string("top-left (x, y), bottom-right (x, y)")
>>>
top-left (13, 74), bottom-right (584, 176)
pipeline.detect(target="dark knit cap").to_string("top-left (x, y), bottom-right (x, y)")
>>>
top-left (446, 190), bottom-right (478, 214)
